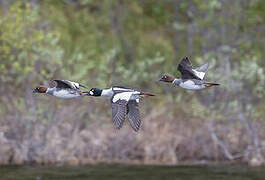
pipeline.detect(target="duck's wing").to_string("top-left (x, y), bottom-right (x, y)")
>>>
top-left (53, 80), bottom-right (88, 89)
top-left (180, 56), bottom-right (193, 69)
top-left (111, 99), bottom-right (128, 130)
top-left (111, 90), bottom-right (135, 129)
top-left (193, 62), bottom-right (210, 80)
top-left (53, 79), bottom-right (75, 89)
top-left (78, 83), bottom-right (88, 89)
top-left (67, 80), bottom-right (88, 89)
top-left (127, 100), bottom-right (141, 132)
top-left (177, 57), bottom-right (201, 80)
top-left (195, 62), bottom-right (209, 72)
top-left (112, 86), bottom-right (135, 93)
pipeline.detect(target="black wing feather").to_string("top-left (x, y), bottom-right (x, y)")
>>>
top-left (79, 84), bottom-right (88, 89)
top-left (180, 57), bottom-right (193, 69)
top-left (53, 79), bottom-right (74, 89)
top-left (111, 99), bottom-right (127, 130)
top-left (177, 57), bottom-right (201, 80)
top-left (127, 100), bottom-right (141, 132)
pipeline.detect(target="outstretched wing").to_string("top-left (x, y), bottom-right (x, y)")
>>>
top-left (53, 79), bottom-right (87, 89)
top-left (127, 100), bottom-right (141, 132)
top-left (195, 62), bottom-right (209, 72)
top-left (53, 79), bottom-right (75, 89)
top-left (68, 80), bottom-right (88, 89)
top-left (193, 62), bottom-right (210, 80)
top-left (111, 99), bottom-right (128, 130)
top-left (177, 57), bottom-right (201, 80)
top-left (180, 57), bottom-right (193, 69)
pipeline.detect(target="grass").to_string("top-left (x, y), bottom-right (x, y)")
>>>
top-left (1, 164), bottom-right (265, 180)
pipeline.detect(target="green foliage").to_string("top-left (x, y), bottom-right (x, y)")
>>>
top-left (0, 2), bottom-right (63, 86)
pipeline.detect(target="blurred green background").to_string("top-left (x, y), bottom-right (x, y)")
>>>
top-left (0, 0), bottom-right (264, 166)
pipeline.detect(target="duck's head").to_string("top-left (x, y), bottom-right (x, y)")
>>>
top-left (159, 74), bottom-right (176, 83)
top-left (33, 86), bottom-right (48, 93)
top-left (88, 88), bottom-right (102, 96)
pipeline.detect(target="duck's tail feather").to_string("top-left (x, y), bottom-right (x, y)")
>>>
top-left (139, 92), bottom-right (155, 97)
top-left (204, 83), bottom-right (220, 87)
top-left (81, 91), bottom-right (90, 96)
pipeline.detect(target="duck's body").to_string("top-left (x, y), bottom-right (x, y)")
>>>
top-left (88, 86), bottom-right (154, 132)
top-left (46, 87), bottom-right (85, 99)
top-left (159, 57), bottom-right (219, 90)
top-left (95, 86), bottom-right (142, 101)
top-left (33, 79), bottom-right (89, 99)
top-left (172, 78), bottom-right (219, 90)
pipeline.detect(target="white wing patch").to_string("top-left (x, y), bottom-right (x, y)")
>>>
top-left (112, 92), bottom-right (133, 103)
top-left (113, 87), bottom-right (133, 91)
top-left (72, 82), bottom-right (80, 89)
top-left (192, 70), bottom-right (205, 80)
top-left (67, 81), bottom-right (80, 89)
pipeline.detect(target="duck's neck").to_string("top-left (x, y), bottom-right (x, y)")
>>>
top-left (46, 87), bottom-right (55, 95)
top-left (172, 78), bottom-right (182, 86)
top-left (101, 88), bottom-right (113, 97)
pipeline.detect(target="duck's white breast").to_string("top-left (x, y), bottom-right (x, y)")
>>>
top-left (101, 88), bottom-right (114, 97)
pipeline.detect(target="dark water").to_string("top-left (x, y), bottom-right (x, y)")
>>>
top-left (1, 164), bottom-right (265, 180)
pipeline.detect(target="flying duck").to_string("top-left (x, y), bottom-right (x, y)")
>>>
top-left (88, 86), bottom-right (155, 132)
top-left (159, 57), bottom-right (219, 90)
top-left (33, 79), bottom-right (89, 98)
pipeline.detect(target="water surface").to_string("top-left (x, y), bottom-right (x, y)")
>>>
top-left (0, 164), bottom-right (265, 180)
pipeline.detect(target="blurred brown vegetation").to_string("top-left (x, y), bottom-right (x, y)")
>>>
top-left (0, 0), bottom-right (264, 166)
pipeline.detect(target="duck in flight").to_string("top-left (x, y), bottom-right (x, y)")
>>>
top-left (159, 57), bottom-right (219, 90)
top-left (88, 86), bottom-right (155, 132)
top-left (33, 79), bottom-right (89, 98)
